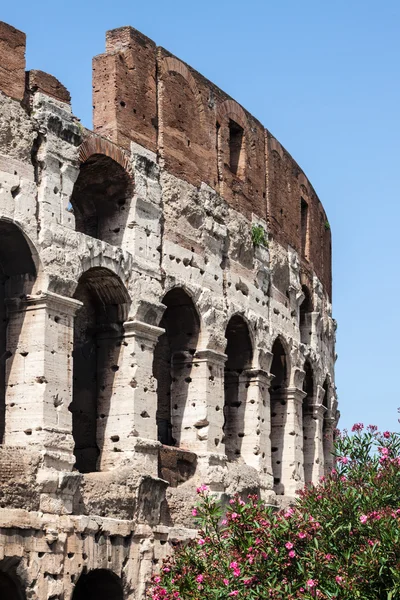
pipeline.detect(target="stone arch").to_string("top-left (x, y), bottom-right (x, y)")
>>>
top-left (71, 138), bottom-right (133, 246)
top-left (269, 336), bottom-right (290, 494)
top-left (153, 287), bottom-right (201, 447)
top-left (161, 57), bottom-right (206, 125)
top-left (72, 569), bottom-right (124, 600)
top-left (0, 220), bottom-right (38, 444)
top-left (299, 285), bottom-right (313, 344)
top-left (159, 57), bottom-right (211, 186)
top-left (71, 267), bottom-right (131, 473)
top-left (223, 314), bottom-right (253, 461)
top-left (302, 360), bottom-right (315, 485)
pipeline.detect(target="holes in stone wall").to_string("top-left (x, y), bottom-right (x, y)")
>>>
top-left (299, 285), bottom-right (313, 345)
top-left (229, 119), bottom-right (245, 178)
top-left (302, 360), bottom-right (315, 485)
top-left (153, 288), bottom-right (200, 447)
top-left (0, 221), bottom-right (36, 445)
top-left (71, 267), bottom-right (129, 473)
top-left (72, 569), bottom-right (123, 600)
top-left (270, 337), bottom-right (288, 495)
top-left (223, 315), bottom-right (253, 461)
top-left (70, 154), bottom-right (133, 246)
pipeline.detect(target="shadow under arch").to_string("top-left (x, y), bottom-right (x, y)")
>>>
top-left (223, 314), bottom-right (253, 461)
top-left (0, 220), bottom-right (37, 444)
top-left (70, 152), bottom-right (133, 246)
top-left (72, 569), bottom-right (124, 600)
top-left (71, 267), bottom-right (130, 473)
top-left (269, 336), bottom-right (290, 494)
top-left (153, 287), bottom-right (200, 447)
top-left (302, 360), bottom-right (315, 485)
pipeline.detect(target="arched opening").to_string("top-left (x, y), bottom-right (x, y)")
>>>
top-left (72, 569), bottom-right (123, 600)
top-left (223, 315), bottom-right (253, 461)
top-left (0, 221), bottom-right (36, 444)
top-left (0, 571), bottom-right (25, 600)
top-left (299, 285), bottom-right (313, 345)
top-left (153, 288), bottom-right (200, 447)
top-left (70, 154), bottom-right (133, 246)
top-left (270, 338), bottom-right (288, 494)
top-left (302, 360), bottom-right (315, 485)
top-left (71, 267), bottom-right (130, 473)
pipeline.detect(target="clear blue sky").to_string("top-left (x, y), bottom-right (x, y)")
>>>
top-left (3, 0), bottom-right (400, 432)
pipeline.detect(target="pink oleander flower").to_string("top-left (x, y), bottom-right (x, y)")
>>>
top-left (198, 538), bottom-right (205, 545)
top-left (360, 514), bottom-right (368, 524)
top-left (192, 508), bottom-right (197, 516)
top-left (154, 576), bottom-right (161, 584)
top-left (306, 579), bottom-right (317, 588)
top-left (335, 576), bottom-right (343, 584)
top-left (228, 592), bottom-right (239, 597)
top-left (196, 574), bottom-right (204, 583)
top-left (223, 579), bottom-right (229, 586)
top-left (196, 484), bottom-right (209, 494)
top-left (163, 567), bottom-right (170, 573)
top-left (231, 512), bottom-right (239, 520)
top-left (289, 550), bottom-right (296, 558)
top-left (285, 542), bottom-right (294, 550)
top-left (339, 456), bottom-right (349, 464)
top-left (298, 532), bottom-right (306, 539)
top-left (383, 431), bottom-right (390, 438)
top-left (351, 422), bottom-right (364, 432)
top-left (325, 554), bottom-right (333, 561)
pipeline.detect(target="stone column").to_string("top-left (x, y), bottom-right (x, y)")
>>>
top-left (171, 349), bottom-right (226, 454)
top-left (242, 368), bottom-right (273, 489)
top-left (4, 291), bottom-right (82, 470)
top-left (97, 320), bottom-right (164, 473)
top-left (281, 386), bottom-right (306, 496)
top-left (303, 399), bottom-right (326, 485)
top-left (323, 415), bottom-right (336, 475)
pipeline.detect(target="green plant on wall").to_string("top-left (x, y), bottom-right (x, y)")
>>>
top-left (324, 220), bottom-right (330, 231)
top-left (251, 224), bottom-right (268, 248)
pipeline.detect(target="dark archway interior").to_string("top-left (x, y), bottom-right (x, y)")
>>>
top-left (70, 154), bottom-right (133, 246)
top-left (153, 288), bottom-right (200, 446)
top-left (270, 338), bottom-right (288, 494)
top-left (322, 378), bottom-right (329, 410)
top-left (300, 285), bottom-right (313, 345)
top-left (223, 315), bottom-right (253, 461)
top-left (303, 360), bottom-right (315, 484)
top-left (0, 571), bottom-right (25, 600)
top-left (72, 569), bottom-right (123, 600)
top-left (0, 222), bottom-right (36, 444)
top-left (71, 267), bottom-right (129, 473)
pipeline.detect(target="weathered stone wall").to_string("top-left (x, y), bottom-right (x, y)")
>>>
top-left (0, 20), bottom-right (337, 599)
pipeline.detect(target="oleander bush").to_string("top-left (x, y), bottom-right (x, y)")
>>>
top-left (149, 423), bottom-right (400, 600)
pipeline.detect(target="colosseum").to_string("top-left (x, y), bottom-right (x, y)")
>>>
top-left (0, 20), bottom-right (337, 600)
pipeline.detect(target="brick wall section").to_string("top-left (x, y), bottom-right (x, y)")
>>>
top-left (26, 70), bottom-right (71, 104)
top-left (93, 27), bottom-right (157, 152)
top-left (0, 22), bottom-right (26, 102)
top-left (266, 132), bottom-right (332, 298)
top-left (93, 27), bottom-right (331, 298)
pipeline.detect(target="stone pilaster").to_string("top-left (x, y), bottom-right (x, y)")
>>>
top-left (281, 386), bottom-right (306, 496)
top-left (242, 368), bottom-right (273, 489)
top-left (171, 349), bottom-right (226, 454)
top-left (97, 319), bottom-right (164, 473)
top-left (323, 416), bottom-right (336, 475)
top-left (303, 399), bottom-right (325, 485)
top-left (4, 291), bottom-right (82, 470)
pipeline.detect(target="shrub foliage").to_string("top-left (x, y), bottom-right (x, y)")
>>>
top-left (149, 425), bottom-right (400, 599)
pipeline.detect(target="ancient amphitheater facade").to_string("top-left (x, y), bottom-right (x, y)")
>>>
top-left (0, 21), bottom-right (337, 600)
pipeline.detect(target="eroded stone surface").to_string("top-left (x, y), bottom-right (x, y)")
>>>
top-left (0, 19), bottom-right (337, 600)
